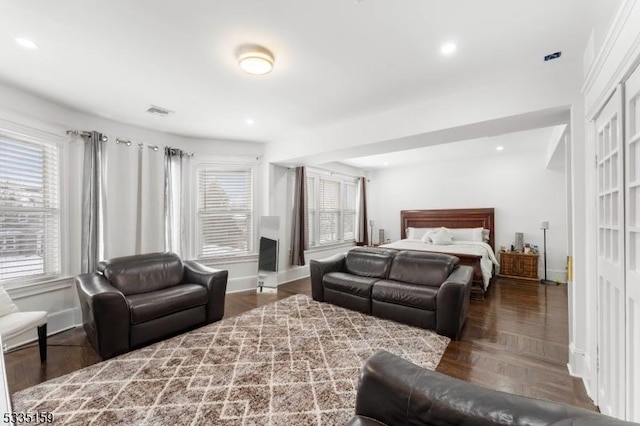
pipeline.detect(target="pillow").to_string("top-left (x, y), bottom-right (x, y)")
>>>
top-left (447, 227), bottom-right (485, 242)
top-left (420, 230), bottom-right (436, 243)
top-left (430, 228), bottom-right (453, 245)
top-left (482, 228), bottom-right (490, 242)
top-left (406, 227), bottom-right (437, 240)
top-left (0, 286), bottom-right (19, 317)
top-left (471, 228), bottom-right (484, 242)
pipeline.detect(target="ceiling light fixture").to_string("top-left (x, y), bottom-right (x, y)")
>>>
top-left (14, 37), bottom-right (38, 50)
top-left (245, 118), bottom-right (255, 125)
top-left (237, 45), bottom-right (274, 75)
top-left (496, 146), bottom-right (504, 151)
top-left (440, 42), bottom-right (457, 56)
top-left (383, 162), bottom-right (389, 166)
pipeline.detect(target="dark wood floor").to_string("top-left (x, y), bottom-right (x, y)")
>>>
top-left (4, 277), bottom-right (596, 411)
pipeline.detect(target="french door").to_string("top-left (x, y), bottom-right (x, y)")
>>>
top-left (595, 86), bottom-right (625, 418)
top-left (624, 63), bottom-right (640, 422)
top-left (594, 62), bottom-right (640, 422)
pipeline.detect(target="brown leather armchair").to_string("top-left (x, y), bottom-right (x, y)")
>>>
top-left (76, 252), bottom-right (228, 359)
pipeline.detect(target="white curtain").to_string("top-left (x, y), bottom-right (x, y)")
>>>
top-left (80, 131), bottom-right (106, 273)
top-left (164, 147), bottom-right (188, 256)
top-left (136, 145), bottom-right (164, 254)
top-left (104, 142), bottom-right (164, 259)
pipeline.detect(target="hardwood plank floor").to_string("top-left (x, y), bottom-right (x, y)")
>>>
top-left (4, 276), bottom-right (596, 411)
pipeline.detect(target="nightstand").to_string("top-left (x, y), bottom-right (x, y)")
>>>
top-left (499, 251), bottom-right (539, 281)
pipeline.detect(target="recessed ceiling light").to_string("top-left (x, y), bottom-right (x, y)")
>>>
top-left (237, 45), bottom-right (274, 75)
top-left (496, 146), bottom-right (504, 151)
top-left (245, 118), bottom-right (255, 125)
top-left (15, 37), bottom-right (38, 50)
top-left (383, 162), bottom-right (389, 166)
top-left (440, 42), bottom-right (457, 56)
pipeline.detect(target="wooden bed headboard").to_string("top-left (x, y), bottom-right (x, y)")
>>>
top-left (400, 208), bottom-right (495, 251)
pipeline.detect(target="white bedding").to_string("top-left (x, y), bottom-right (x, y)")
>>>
top-left (380, 239), bottom-right (500, 289)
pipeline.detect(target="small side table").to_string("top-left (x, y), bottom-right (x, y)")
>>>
top-left (499, 251), bottom-right (539, 281)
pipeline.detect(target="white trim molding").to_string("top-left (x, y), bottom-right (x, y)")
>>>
top-left (278, 265), bottom-right (309, 285)
top-left (584, 0), bottom-right (640, 118)
top-left (583, 0), bottom-right (637, 95)
top-left (568, 342), bottom-right (587, 377)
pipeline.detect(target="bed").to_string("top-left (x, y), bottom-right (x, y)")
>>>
top-left (380, 208), bottom-right (498, 300)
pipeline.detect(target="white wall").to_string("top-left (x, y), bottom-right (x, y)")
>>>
top-left (0, 81), bottom-right (265, 348)
top-left (367, 141), bottom-right (568, 282)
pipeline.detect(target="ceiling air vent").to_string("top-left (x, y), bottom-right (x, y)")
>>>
top-left (146, 105), bottom-right (174, 116)
top-left (544, 51), bottom-right (561, 62)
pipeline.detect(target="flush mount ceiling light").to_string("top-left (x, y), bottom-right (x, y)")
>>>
top-left (237, 45), bottom-right (274, 75)
top-left (14, 37), bottom-right (38, 50)
top-left (440, 41), bottom-right (457, 56)
top-left (245, 118), bottom-right (255, 125)
top-left (496, 146), bottom-right (504, 151)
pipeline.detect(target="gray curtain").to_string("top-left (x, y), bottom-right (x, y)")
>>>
top-left (355, 177), bottom-right (369, 246)
top-left (290, 167), bottom-right (307, 266)
top-left (81, 131), bottom-right (106, 273)
top-left (164, 147), bottom-right (187, 255)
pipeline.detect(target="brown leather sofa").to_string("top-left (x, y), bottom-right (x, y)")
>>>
top-left (310, 247), bottom-right (473, 339)
top-left (347, 350), bottom-right (634, 426)
top-left (76, 252), bottom-right (228, 359)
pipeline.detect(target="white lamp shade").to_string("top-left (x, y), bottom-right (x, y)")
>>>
top-left (541, 221), bottom-right (549, 230)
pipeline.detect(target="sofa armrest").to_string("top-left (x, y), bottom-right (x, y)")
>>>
top-left (353, 351), bottom-right (631, 426)
top-left (184, 260), bottom-right (228, 322)
top-left (75, 273), bottom-right (129, 359)
top-left (436, 265), bottom-right (473, 339)
top-left (352, 350), bottom-right (422, 425)
top-left (310, 253), bottom-right (346, 302)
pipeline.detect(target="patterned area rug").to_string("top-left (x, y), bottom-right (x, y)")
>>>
top-left (13, 294), bottom-right (450, 425)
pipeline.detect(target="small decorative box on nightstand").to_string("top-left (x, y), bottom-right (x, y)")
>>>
top-left (499, 251), bottom-right (539, 281)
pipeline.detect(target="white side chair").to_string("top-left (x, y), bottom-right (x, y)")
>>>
top-left (0, 286), bottom-right (47, 363)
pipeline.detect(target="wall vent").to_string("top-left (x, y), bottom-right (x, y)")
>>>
top-left (146, 105), bottom-right (174, 116)
top-left (544, 51), bottom-right (562, 62)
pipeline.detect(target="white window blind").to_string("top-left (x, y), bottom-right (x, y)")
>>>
top-left (0, 135), bottom-right (60, 281)
top-left (197, 167), bottom-right (254, 258)
top-left (319, 179), bottom-right (341, 244)
top-left (306, 170), bottom-right (357, 247)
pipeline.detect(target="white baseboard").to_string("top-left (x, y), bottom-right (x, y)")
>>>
top-left (226, 275), bottom-right (259, 293)
top-left (277, 266), bottom-right (309, 285)
top-left (544, 268), bottom-right (568, 283)
top-left (568, 342), bottom-right (586, 377)
top-left (568, 342), bottom-right (596, 402)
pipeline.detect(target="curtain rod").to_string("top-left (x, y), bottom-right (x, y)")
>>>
top-left (115, 139), bottom-right (160, 152)
top-left (166, 146), bottom-right (194, 158)
top-left (306, 165), bottom-right (361, 180)
top-left (66, 129), bottom-right (108, 141)
top-left (68, 131), bottom-right (191, 156)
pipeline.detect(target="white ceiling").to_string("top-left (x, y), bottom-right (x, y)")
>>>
top-left (0, 1), bottom-right (619, 143)
top-left (342, 127), bottom-right (555, 170)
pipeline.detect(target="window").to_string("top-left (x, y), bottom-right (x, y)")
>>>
top-left (306, 171), bottom-right (357, 247)
top-left (196, 165), bottom-right (255, 258)
top-left (0, 135), bottom-right (60, 281)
